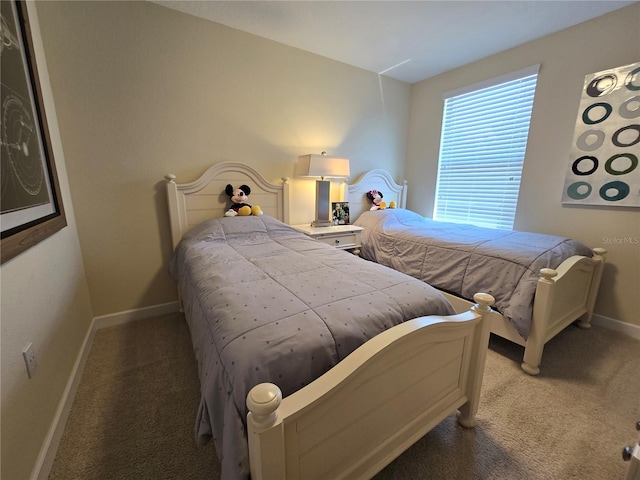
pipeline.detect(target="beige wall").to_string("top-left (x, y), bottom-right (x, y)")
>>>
top-left (0, 3), bottom-right (94, 479)
top-left (35, 0), bottom-right (411, 317)
top-left (1, 2), bottom-right (638, 478)
top-left (406, 3), bottom-right (640, 327)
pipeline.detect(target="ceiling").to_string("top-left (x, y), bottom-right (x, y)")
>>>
top-left (152, 1), bottom-right (637, 84)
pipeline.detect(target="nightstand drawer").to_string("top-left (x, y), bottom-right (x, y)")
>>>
top-left (313, 231), bottom-right (361, 249)
top-left (291, 224), bottom-right (363, 253)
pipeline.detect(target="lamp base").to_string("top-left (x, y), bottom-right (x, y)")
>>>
top-left (311, 220), bottom-right (332, 228)
top-left (313, 179), bottom-right (331, 228)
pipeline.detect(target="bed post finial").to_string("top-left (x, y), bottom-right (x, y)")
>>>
top-left (247, 383), bottom-right (285, 480)
top-left (472, 292), bottom-right (495, 312)
top-left (458, 292), bottom-right (495, 428)
top-left (539, 268), bottom-right (558, 284)
top-left (165, 174), bottom-right (176, 183)
top-left (592, 247), bottom-right (607, 260)
top-left (247, 383), bottom-right (282, 428)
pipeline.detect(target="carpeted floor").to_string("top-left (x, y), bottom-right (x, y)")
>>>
top-left (49, 312), bottom-right (640, 479)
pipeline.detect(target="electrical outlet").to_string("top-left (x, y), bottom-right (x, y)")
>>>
top-left (23, 343), bottom-right (37, 378)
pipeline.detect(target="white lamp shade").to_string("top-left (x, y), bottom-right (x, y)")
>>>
top-left (298, 154), bottom-right (350, 179)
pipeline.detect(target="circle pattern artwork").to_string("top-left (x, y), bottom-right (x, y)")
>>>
top-left (586, 74), bottom-right (617, 97)
top-left (599, 181), bottom-right (630, 201)
top-left (604, 154), bottom-right (638, 176)
top-left (581, 102), bottom-right (612, 125)
top-left (575, 129), bottom-right (605, 151)
top-left (625, 66), bottom-right (640, 91)
top-left (563, 62), bottom-right (640, 207)
top-left (619, 96), bottom-right (640, 119)
top-left (571, 156), bottom-right (598, 176)
top-left (611, 124), bottom-right (640, 148)
top-left (566, 181), bottom-right (592, 200)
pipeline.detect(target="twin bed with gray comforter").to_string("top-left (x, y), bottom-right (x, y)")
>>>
top-left (347, 169), bottom-right (606, 377)
top-left (354, 208), bottom-right (593, 340)
top-left (169, 214), bottom-right (456, 479)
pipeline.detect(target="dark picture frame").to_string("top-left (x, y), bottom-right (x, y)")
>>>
top-left (332, 202), bottom-right (350, 225)
top-left (1, 0), bottom-right (66, 264)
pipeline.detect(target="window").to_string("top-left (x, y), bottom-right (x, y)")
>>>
top-left (433, 65), bottom-right (539, 230)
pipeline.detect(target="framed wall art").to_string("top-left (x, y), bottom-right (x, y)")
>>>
top-left (1, 0), bottom-right (66, 264)
top-left (562, 62), bottom-right (640, 208)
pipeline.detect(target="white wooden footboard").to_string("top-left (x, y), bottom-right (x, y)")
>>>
top-left (443, 248), bottom-right (607, 376)
top-left (246, 293), bottom-right (494, 480)
top-left (519, 247), bottom-right (607, 374)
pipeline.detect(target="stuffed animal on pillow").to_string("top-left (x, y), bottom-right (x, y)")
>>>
top-left (224, 184), bottom-right (263, 217)
top-left (366, 190), bottom-right (387, 210)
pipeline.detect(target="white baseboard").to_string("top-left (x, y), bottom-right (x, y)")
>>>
top-left (32, 317), bottom-right (98, 480)
top-left (32, 301), bottom-right (181, 480)
top-left (591, 313), bottom-right (640, 341)
top-left (92, 301), bottom-right (180, 329)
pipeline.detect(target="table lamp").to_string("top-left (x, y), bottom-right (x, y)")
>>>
top-left (299, 152), bottom-right (350, 227)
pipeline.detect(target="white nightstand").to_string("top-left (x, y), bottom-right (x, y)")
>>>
top-left (292, 224), bottom-right (363, 254)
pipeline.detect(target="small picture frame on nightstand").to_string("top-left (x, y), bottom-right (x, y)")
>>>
top-left (332, 202), bottom-right (350, 225)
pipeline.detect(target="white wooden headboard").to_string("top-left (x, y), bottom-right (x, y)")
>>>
top-left (164, 162), bottom-right (290, 249)
top-left (347, 169), bottom-right (407, 222)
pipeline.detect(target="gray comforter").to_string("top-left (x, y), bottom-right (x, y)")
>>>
top-left (169, 215), bottom-right (454, 480)
top-left (354, 209), bottom-right (592, 339)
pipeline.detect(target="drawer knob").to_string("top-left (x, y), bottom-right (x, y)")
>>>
top-left (623, 445), bottom-right (633, 461)
top-left (335, 239), bottom-right (340, 244)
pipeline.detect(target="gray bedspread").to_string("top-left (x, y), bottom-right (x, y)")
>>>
top-left (354, 209), bottom-right (592, 339)
top-left (168, 215), bottom-right (454, 480)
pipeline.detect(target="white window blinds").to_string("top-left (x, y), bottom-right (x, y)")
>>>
top-left (434, 66), bottom-right (539, 230)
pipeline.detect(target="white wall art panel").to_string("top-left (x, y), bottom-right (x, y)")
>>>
top-left (562, 62), bottom-right (640, 207)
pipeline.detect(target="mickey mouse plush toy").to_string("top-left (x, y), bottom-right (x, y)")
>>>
top-left (366, 190), bottom-right (386, 210)
top-left (224, 184), bottom-right (263, 217)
